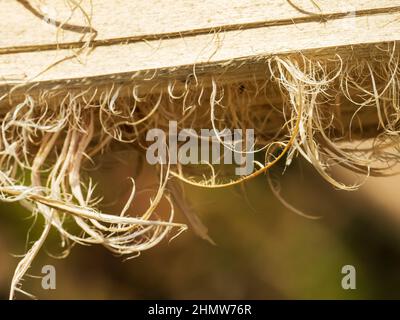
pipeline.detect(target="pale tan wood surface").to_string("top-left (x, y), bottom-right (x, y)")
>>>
top-left (2, 0), bottom-right (400, 49)
top-left (1, 0), bottom-right (400, 91)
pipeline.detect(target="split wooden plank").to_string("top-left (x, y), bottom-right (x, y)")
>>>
top-left (2, 0), bottom-right (400, 51)
top-left (1, 10), bottom-right (400, 89)
top-left (1, 0), bottom-right (400, 95)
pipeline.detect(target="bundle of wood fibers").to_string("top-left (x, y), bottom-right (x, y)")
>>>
top-left (1, 0), bottom-right (400, 298)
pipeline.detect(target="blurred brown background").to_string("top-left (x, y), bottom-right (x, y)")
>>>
top-left (1, 157), bottom-right (400, 299)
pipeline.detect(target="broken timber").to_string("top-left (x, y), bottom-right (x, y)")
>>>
top-left (0, 0), bottom-right (399, 95)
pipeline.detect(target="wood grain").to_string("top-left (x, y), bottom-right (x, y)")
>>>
top-left (1, 0), bottom-right (400, 91)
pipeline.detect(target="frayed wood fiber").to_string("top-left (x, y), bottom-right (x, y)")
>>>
top-left (1, 0), bottom-right (400, 299)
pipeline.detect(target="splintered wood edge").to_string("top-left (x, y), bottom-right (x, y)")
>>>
top-left (1, 9), bottom-right (400, 98)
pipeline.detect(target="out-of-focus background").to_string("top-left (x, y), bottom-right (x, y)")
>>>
top-left (1, 155), bottom-right (400, 299)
